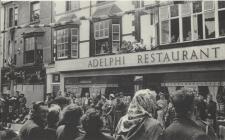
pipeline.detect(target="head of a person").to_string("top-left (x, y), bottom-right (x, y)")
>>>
top-left (31, 101), bottom-right (48, 126)
top-left (85, 92), bottom-right (90, 97)
top-left (207, 94), bottom-right (213, 102)
top-left (20, 94), bottom-right (24, 97)
top-left (61, 104), bottom-right (82, 126)
top-left (109, 94), bottom-right (115, 100)
top-left (159, 92), bottom-right (165, 100)
top-left (119, 92), bottom-right (124, 98)
top-left (171, 89), bottom-right (195, 117)
top-left (198, 94), bottom-right (204, 100)
top-left (47, 104), bottom-right (61, 128)
top-left (53, 96), bottom-right (70, 110)
top-left (127, 89), bottom-right (157, 117)
top-left (81, 108), bottom-right (103, 134)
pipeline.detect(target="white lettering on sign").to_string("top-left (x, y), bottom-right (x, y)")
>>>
top-left (55, 44), bottom-right (225, 72)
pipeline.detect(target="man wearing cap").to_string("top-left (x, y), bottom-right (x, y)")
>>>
top-left (161, 89), bottom-right (210, 140)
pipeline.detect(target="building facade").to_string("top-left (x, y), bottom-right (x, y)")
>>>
top-left (0, 1), bottom-right (53, 106)
top-left (46, 0), bottom-right (225, 105)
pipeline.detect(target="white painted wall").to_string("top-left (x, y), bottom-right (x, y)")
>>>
top-left (80, 42), bottom-right (89, 58)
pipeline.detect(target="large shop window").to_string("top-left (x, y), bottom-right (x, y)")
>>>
top-left (56, 27), bottom-right (79, 59)
top-left (94, 19), bottom-right (121, 55)
top-left (30, 2), bottom-right (40, 22)
top-left (159, 1), bottom-right (222, 45)
top-left (24, 37), bottom-right (35, 64)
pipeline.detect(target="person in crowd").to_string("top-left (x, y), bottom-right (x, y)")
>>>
top-left (193, 97), bottom-right (217, 140)
top-left (113, 95), bottom-right (126, 133)
top-left (2, 94), bottom-right (9, 126)
top-left (92, 92), bottom-right (101, 108)
top-left (114, 89), bottom-right (163, 140)
top-left (197, 94), bottom-right (207, 121)
top-left (96, 95), bottom-right (107, 114)
top-left (20, 101), bottom-right (48, 140)
top-left (74, 94), bottom-right (82, 107)
top-left (161, 89), bottom-right (210, 140)
top-left (102, 94), bottom-right (115, 134)
top-left (44, 104), bottom-right (61, 140)
top-left (56, 104), bottom-right (83, 140)
top-left (206, 94), bottom-right (217, 132)
top-left (75, 108), bottom-right (114, 140)
top-left (82, 92), bottom-right (91, 112)
top-left (164, 98), bottom-right (175, 128)
top-left (157, 92), bottom-right (168, 128)
top-left (51, 96), bottom-right (70, 110)
top-left (0, 129), bottom-right (20, 140)
top-left (120, 40), bottom-right (128, 53)
top-left (135, 39), bottom-right (146, 52)
top-left (18, 94), bottom-right (27, 114)
top-left (45, 93), bottom-right (54, 107)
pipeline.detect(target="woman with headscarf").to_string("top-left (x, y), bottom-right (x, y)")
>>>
top-left (114, 89), bottom-right (163, 140)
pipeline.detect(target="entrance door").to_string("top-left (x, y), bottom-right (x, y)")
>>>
top-left (81, 88), bottom-right (90, 97)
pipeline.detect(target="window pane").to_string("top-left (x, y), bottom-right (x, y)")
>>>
top-left (181, 3), bottom-right (191, 16)
top-left (193, 14), bottom-right (203, 40)
top-left (182, 17), bottom-right (191, 41)
top-left (71, 28), bottom-right (78, 35)
top-left (193, 1), bottom-right (202, 13)
top-left (100, 30), bottom-right (104, 37)
top-left (160, 6), bottom-right (169, 20)
top-left (96, 31), bottom-right (100, 38)
top-left (113, 34), bottom-right (119, 41)
top-left (218, 1), bottom-right (225, 9)
top-left (104, 20), bottom-right (109, 28)
top-left (95, 23), bottom-right (99, 30)
top-left (204, 11), bottom-right (215, 39)
top-left (105, 29), bottom-right (109, 37)
top-left (72, 36), bottom-right (78, 42)
top-left (33, 3), bottom-right (40, 11)
top-left (161, 20), bottom-right (169, 44)
top-left (219, 10), bottom-right (225, 36)
top-left (113, 25), bottom-right (119, 32)
top-left (204, 1), bottom-right (214, 10)
top-left (100, 22), bottom-right (104, 29)
top-left (171, 18), bottom-right (179, 43)
top-left (170, 5), bottom-right (179, 17)
top-left (96, 40), bottom-right (109, 54)
top-left (71, 1), bottom-right (80, 10)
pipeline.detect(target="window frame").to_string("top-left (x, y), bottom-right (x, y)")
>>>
top-left (8, 7), bottom-right (13, 27)
top-left (65, 1), bottom-right (80, 12)
top-left (30, 1), bottom-right (40, 23)
top-left (112, 24), bottom-right (120, 54)
top-left (159, 1), bottom-right (222, 45)
top-left (55, 26), bottom-right (80, 60)
top-left (14, 7), bottom-right (18, 26)
top-left (24, 37), bottom-right (36, 64)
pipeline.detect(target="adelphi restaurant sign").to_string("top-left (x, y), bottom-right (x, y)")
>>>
top-left (55, 44), bottom-right (225, 72)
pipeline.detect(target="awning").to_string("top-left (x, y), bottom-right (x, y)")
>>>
top-left (92, 4), bottom-right (122, 18)
top-left (22, 28), bottom-right (45, 37)
top-left (55, 13), bottom-right (80, 26)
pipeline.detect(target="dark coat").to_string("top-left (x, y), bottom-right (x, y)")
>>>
top-left (20, 120), bottom-right (45, 140)
top-left (44, 127), bottom-right (57, 140)
top-left (75, 133), bottom-right (114, 140)
top-left (161, 117), bottom-right (210, 140)
top-left (115, 116), bottom-right (163, 140)
top-left (56, 125), bottom-right (81, 140)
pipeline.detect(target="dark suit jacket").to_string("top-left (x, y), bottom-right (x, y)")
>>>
top-left (20, 120), bottom-right (45, 140)
top-left (161, 117), bottom-right (210, 140)
top-left (75, 133), bottom-right (114, 140)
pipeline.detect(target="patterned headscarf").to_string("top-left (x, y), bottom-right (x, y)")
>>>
top-left (116, 89), bottom-right (157, 133)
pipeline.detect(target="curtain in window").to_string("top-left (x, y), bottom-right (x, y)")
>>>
top-left (208, 86), bottom-right (219, 102)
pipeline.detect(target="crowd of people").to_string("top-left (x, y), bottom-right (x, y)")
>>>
top-left (0, 88), bottom-right (221, 140)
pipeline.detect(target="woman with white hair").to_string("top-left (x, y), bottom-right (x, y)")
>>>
top-left (114, 89), bottom-right (163, 140)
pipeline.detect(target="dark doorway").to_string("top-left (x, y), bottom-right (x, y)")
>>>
top-left (81, 88), bottom-right (90, 97)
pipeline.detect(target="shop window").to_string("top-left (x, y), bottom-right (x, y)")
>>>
top-left (56, 27), bottom-right (79, 59)
top-left (218, 1), bottom-right (225, 37)
top-left (30, 2), bottom-right (40, 22)
top-left (24, 37), bottom-right (35, 64)
top-left (66, 1), bottom-right (80, 11)
top-left (94, 19), bottom-right (121, 55)
top-left (8, 8), bottom-right (13, 27)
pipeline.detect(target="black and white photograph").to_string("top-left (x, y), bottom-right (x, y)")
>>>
top-left (0, 0), bottom-right (225, 140)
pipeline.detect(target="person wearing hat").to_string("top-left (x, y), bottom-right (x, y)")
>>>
top-left (157, 92), bottom-right (168, 128)
top-left (161, 89), bottom-right (210, 140)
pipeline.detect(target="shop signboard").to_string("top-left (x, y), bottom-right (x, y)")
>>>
top-left (55, 44), bottom-right (225, 72)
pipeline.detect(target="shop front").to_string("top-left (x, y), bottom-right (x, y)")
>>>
top-left (47, 43), bottom-right (225, 102)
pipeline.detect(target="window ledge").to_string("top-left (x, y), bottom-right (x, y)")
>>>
top-left (30, 20), bottom-right (40, 25)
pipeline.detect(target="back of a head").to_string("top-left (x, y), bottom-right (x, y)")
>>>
top-left (47, 104), bottom-right (60, 127)
top-left (171, 89), bottom-right (194, 116)
top-left (61, 104), bottom-right (82, 125)
top-left (81, 108), bottom-right (103, 134)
